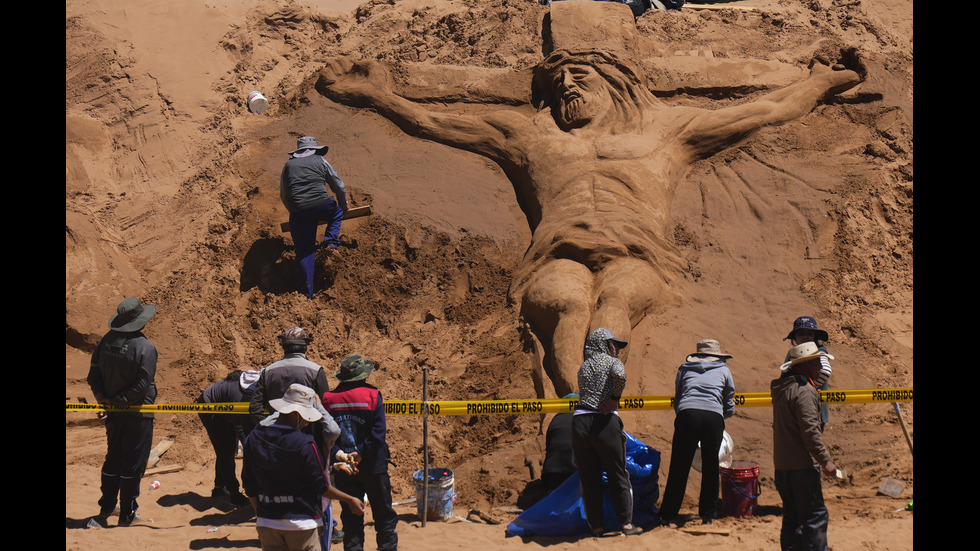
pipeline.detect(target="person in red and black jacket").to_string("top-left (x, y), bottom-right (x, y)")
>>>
top-left (322, 355), bottom-right (398, 551)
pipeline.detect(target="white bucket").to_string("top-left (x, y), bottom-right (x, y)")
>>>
top-left (247, 91), bottom-right (269, 114)
top-left (692, 430), bottom-right (734, 472)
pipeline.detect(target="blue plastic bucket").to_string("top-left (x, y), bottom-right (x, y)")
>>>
top-left (413, 468), bottom-right (454, 521)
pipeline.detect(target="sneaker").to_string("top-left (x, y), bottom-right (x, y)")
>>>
top-left (86, 516), bottom-right (109, 529)
top-left (621, 525), bottom-right (643, 536)
top-left (331, 526), bottom-right (344, 543)
top-left (118, 513), bottom-right (151, 527)
top-left (211, 487), bottom-right (231, 499)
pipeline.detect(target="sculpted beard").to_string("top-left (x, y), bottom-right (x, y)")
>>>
top-left (559, 93), bottom-right (594, 128)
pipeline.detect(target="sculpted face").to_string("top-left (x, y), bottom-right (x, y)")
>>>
top-left (552, 63), bottom-right (610, 128)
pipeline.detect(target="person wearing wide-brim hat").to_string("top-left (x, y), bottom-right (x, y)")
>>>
top-left (242, 383), bottom-right (365, 551)
top-left (782, 316), bottom-right (833, 432)
top-left (659, 339), bottom-right (736, 526)
top-left (322, 354), bottom-right (399, 551)
top-left (280, 135), bottom-right (352, 298)
top-left (86, 297), bottom-right (160, 528)
top-left (771, 341), bottom-right (837, 551)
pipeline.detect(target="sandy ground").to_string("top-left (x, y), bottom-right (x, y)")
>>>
top-left (67, 0), bottom-right (913, 549)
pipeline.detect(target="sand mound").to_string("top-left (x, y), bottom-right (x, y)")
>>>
top-left (67, 1), bottom-right (912, 549)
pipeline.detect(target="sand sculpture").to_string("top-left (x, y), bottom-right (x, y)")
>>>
top-left (315, 2), bottom-right (863, 398)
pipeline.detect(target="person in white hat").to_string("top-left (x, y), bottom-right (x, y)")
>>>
top-left (86, 297), bottom-right (159, 528)
top-left (280, 136), bottom-right (351, 298)
top-left (243, 384), bottom-right (364, 551)
top-left (771, 342), bottom-right (837, 550)
top-left (659, 338), bottom-right (736, 526)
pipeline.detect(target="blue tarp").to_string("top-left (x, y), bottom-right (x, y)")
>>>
top-left (505, 431), bottom-right (661, 537)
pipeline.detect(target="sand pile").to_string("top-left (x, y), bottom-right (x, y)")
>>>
top-left (67, 1), bottom-right (912, 549)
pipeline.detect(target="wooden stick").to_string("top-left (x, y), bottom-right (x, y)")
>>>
top-left (280, 205), bottom-right (372, 232)
top-left (892, 402), bottom-right (913, 455)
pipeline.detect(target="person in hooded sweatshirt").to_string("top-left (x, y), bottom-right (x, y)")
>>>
top-left (658, 339), bottom-right (736, 525)
top-left (571, 328), bottom-right (642, 537)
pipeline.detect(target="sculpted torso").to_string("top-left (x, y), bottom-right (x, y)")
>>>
top-left (315, 45), bottom-right (862, 398)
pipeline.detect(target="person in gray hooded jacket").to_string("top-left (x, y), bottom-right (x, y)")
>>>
top-left (659, 339), bottom-right (735, 525)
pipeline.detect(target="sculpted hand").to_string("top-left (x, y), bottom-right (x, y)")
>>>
top-left (317, 58), bottom-right (391, 106)
top-left (807, 49), bottom-right (864, 95)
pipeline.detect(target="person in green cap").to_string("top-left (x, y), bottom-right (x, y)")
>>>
top-left (86, 297), bottom-right (159, 528)
top-left (321, 355), bottom-right (398, 551)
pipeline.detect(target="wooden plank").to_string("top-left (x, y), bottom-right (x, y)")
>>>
top-left (680, 525), bottom-right (732, 536)
top-left (280, 205), bottom-right (373, 232)
top-left (144, 464), bottom-right (184, 477)
top-left (147, 439), bottom-right (173, 468)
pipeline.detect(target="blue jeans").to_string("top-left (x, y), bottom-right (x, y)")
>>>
top-left (289, 199), bottom-right (343, 298)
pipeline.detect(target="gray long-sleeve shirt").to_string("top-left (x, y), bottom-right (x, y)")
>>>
top-left (280, 154), bottom-right (348, 213)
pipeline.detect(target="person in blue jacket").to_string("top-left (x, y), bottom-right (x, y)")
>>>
top-left (659, 339), bottom-right (736, 525)
top-left (243, 384), bottom-right (364, 551)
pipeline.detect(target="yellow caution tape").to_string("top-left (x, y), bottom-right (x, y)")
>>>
top-left (65, 388), bottom-right (911, 416)
top-left (64, 402), bottom-right (251, 414)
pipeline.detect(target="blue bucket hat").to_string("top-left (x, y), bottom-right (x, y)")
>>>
top-left (784, 316), bottom-right (829, 342)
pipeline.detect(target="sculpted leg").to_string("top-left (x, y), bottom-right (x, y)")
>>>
top-left (520, 259), bottom-right (595, 397)
top-left (591, 258), bottom-right (672, 365)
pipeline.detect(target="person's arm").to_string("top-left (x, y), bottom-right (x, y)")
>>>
top-left (248, 370), bottom-right (268, 422)
top-left (679, 60), bottom-right (862, 159)
top-left (794, 385), bottom-right (834, 469)
top-left (598, 361), bottom-right (627, 414)
top-left (722, 368), bottom-right (736, 419)
top-left (320, 159), bottom-right (349, 212)
top-left (107, 342), bottom-right (157, 405)
top-left (323, 486), bottom-right (365, 515)
top-left (87, 343), bottom-right (107, 403)
top-left (316, 58), bottom-right (526, 163)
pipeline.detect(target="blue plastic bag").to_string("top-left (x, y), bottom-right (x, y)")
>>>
top-left (506, 432), bottom-right (660, 537)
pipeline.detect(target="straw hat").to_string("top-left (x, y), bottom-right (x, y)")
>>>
top-left (780, 342), bottom-right (835, 371)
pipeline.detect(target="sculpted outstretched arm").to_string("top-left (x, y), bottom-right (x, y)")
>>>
top-left (680, 60), bottom-right (862, 158)
top-left (316, 58), bottom-right (524, 162)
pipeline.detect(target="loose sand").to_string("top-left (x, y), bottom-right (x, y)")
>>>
top-left (67, 0), bottom-right (912, 549)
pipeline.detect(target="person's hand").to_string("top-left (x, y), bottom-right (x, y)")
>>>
top-left (822, 460), bottom-right (837, 476)
top-left (346, 496), bottom-right (366, 516)
top-left (598, 399), bottom-right (619, 414)
top-left (348, 451), bottom-right (361, 465)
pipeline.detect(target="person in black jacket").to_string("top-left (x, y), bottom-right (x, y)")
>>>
top-left (86, 297), bottom-right (159, 528)
top-left (197, 370), bottom-right (260, 507)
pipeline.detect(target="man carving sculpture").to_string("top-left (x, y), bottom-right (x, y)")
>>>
top-left (315, 8), bottom-right (862, 399)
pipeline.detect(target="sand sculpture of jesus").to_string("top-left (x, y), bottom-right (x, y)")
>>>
top-left (315, 2), bottom-right (862, 398)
